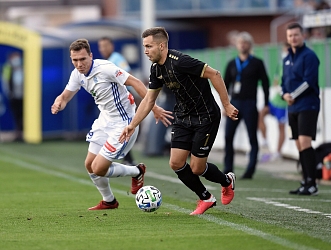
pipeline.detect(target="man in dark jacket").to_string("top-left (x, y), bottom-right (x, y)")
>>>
top-left (282, 23), bottom-right (320, 195)
top-left (223, 31), bottom-right (269, 179)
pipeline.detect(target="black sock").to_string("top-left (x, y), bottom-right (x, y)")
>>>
top-left (104, 198), bottom-right (117, 205)
top-left (175, 163), bottom-right (211, 200)
top-left (299, 151), bottom-right (308, 184)
top-left (202, 162), bottom-right (231, 187)
top-left (300, 147), bottom-right (316, 186)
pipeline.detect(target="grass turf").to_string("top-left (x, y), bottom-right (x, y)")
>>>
top-left (0, 141), bottom-right (330, 250)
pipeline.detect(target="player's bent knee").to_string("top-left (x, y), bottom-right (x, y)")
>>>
top-left (85, 159), bottom-right (93, 173)
top-left (91, 162), bottom-right (107, 176)
top-left (191, 168), bottom-right (204, 175)
top-left (169, 160), bottom-right (185, 171)
top-left (189, 163), bottom-right (205, 175)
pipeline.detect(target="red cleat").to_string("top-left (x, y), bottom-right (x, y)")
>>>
top-left (131, 163), bottom-right (146, 194)
top-left (190, 195), bottom-right (216, 215)
top-left (221, 172), bottom-right (236, 205)
top-left (88, 200), bottom-right (119, 210)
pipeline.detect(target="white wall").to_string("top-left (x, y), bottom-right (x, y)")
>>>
top-left (212, 87), bottom-right (330, 160)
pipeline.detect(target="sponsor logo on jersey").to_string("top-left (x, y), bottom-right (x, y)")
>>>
top-left (165, 81), bottom-right (180, 89)
top-left (128, 93), bottom-right (135, 104)
top-left (93, 76), bottom-right (98, 83)
top-left (115, 70), bottom-right (123, 77)
top-left (199, 146), bottom-right (209, 150)
top-left (90, 90), bottom-right (97, 97)
top-left (80, 80), bottom-right (85, 85)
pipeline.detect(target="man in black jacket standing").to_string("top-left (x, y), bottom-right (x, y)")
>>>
top-left (223, 31), bottom-right (269, 179)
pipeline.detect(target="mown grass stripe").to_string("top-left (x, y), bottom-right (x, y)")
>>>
top-left (164, 204), bottom-right (318, 250)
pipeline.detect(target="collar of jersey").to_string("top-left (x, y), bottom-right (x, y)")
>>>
top-left (288, 43), bottom-right (306, 56)
top-left (84, 60), bottom-right (94, 77)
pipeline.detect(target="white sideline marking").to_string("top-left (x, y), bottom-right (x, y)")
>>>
top-left (265, 197), bottom-right (331, 203)
top-left (1, 156), bottom-right (319, 250)
top-left (147, 172), bottom-right (331, 194)
top-left (247, 197), bottom-right (331, 219)
top-left (163, 204), bottom-right (318, 250)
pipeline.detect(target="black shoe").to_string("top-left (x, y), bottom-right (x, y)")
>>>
top-left (289, 180), bottom-right (305, 195)
top-left (240, 175), bottom-right (252, 180)
top-left (298, 185), bottom-right (318, 196)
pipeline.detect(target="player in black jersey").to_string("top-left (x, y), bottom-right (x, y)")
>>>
top-left (119, 27), bottom-right (239, 215)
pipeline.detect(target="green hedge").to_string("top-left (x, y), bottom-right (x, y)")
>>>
top-left (184, 40), bottom-right (331, 88)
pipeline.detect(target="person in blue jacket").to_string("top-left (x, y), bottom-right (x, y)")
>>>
top-left (281, 23), bottom-right (320, 195)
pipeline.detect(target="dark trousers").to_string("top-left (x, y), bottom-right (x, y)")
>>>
top-left (224, 99), bottom-right (259, 177)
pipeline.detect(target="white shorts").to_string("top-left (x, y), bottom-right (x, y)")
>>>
top-left (86, 115), bottom-right (139, 161)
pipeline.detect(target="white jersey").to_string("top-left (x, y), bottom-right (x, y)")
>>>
top-left (66, 59), bottom-right (136, 122)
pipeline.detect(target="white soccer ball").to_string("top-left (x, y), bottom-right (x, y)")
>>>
top-left (135, 185), bottom-right (162, 212)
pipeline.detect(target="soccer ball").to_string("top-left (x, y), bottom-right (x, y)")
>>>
top-left (135, 185), bottom-right (162, 212)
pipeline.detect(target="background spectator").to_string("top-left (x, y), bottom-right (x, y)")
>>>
top-left (259, 42), bottom-right (290, 162)
top-left (223, 31), bottom-right (269, 179)
top-left (1, 51), bottom-right (24, 141)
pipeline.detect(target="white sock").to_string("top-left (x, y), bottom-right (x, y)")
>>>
top-left (105, 162), bottom-right (140, 178)
top-left (261, 138), bottom-right (268, 148)
top-left (89, 173), bottom-right (114, 202)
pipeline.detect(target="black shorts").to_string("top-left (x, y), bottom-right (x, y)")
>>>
top-left (171, 117), bottom-right (221, 158)
top-left (288, 110), bottom-right (319, 140)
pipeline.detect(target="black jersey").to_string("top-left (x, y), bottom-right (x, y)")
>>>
top-left (149, 49), bottom-right (220, 125)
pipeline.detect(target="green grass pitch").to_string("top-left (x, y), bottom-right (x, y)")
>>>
top-left (0, 141), bottom-right (330, 250)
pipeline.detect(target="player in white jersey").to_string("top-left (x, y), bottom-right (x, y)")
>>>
top-left (51, 39), bottom-right (173, 210)
top-left (98, 36), bottom-right (137, 165)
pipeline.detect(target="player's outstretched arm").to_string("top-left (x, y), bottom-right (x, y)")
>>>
top-left (203, 66), bottom-right (239, 121)
top-left (125, 75), bottom-right (173, 126)
top-left (119, 90), bottom-right (159, 143)
top-left (125, 75), bottom-right (148, 100)
top-left (51, 89), bottom-right (77, 114)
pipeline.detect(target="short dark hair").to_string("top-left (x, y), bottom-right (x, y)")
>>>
top-left (142, 27), bottom-right (169, 43)
top-left (99, 37), bottom-right (113, 44)
top-left (287, 23), bottom-right (303, 33)
top-left (69, 39), bottom-right (91, 54)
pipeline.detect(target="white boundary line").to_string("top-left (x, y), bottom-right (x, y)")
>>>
top-left (1, 155), bottom-right (320, 250)
top-left (147, 172), bottom-right (331, 194)
top-left (247, 197), bottom-right (331, 219)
